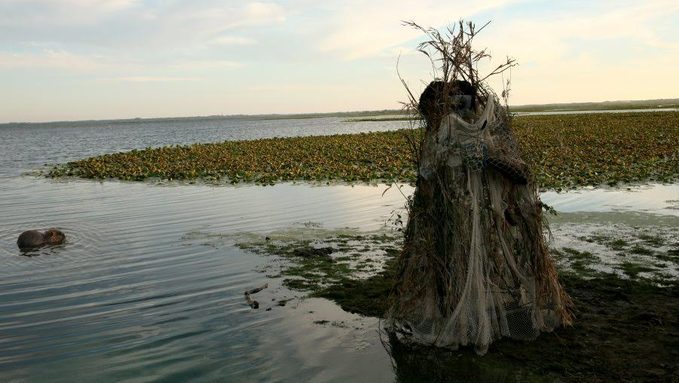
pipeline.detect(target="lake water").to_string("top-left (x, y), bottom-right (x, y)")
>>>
top-left (1, 116), bottom-right (677, 382)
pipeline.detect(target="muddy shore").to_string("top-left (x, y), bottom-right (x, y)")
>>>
top-left (239, 231), bottom-right (678, 382)
top-left (330, 270), bottom-right (678, 382)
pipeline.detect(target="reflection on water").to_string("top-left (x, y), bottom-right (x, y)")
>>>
top-left (542, 184), bottom-right (679, 217)
top-left (385, 332), bottom-right (552, 383)
top-left (0, 178), bottom-right (407, 382)
top-left (1, 115), bottom-right (677, 381)
top-left (1, 175), bottom-right (676, 381)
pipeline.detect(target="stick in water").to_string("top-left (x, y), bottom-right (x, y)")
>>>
top-left (244, 283), bottom-right (268, 309)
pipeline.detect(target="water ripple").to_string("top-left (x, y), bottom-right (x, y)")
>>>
top-left (0, 177), bottom-right (409, 381)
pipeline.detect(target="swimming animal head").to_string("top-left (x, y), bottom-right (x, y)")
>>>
top-left (44, 228), bottom-right (66, 245)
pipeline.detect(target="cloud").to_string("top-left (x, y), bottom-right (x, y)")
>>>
top-left (0, 49), bottom-right (107, 70)
top-left (318, 0), bottom-right (518, 59)
top-left (481, 0), bottom-right (679, 57)
top-left (209, 36), bottom-right (257, 46)
top-left (171, 59), bottom-right (244, 70)
top-left (362, 0), bottom-right (679, 103)
top-left (1, 0), bottom-right (677, 122)
top-left (242, 2), bottom-right (286, 25)
top-left (0, 0), bottom-right (141, 26)
top-left (113, 76), bottom-right (200, 82)
top-left (57, 0), bottom-right (139, 10)
top-left (465, 1), bottom-right (679, 103)
top-left (0, 1), bottom-right (286, 49)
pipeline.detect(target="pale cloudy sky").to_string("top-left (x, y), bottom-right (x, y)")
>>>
top-left (1, 0), bottom-right (678, 122)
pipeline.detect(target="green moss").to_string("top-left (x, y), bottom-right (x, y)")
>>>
top-left (238, 231), bottom-right (401, 301)
top-left (637, 234), bottom-right (665, 247)
top-left (314, 250), bottom-right (399, 317)
top-left (346, 116), bottom-right (418, 122)
top-left (559, 247), bottom-right (599, 275)
top-left (619, 261), bottom-right (656, 278)
top-left (580, 234), bottom-right (608, 244)
top-left (630, 245), bottom-right (654, 256)
top-left (657, 247), bottom-right (679, 265)
top-left (609, 238), bottom-right (629, 251)
top-left (283, 278), bottom-right (319, 291)
top-left (577, 234), bottom-right (632, 253)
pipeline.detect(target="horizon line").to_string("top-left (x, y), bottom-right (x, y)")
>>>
top-left (2, 97), bottom-right (678, 125)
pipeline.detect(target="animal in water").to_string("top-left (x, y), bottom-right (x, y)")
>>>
top-left (17, 229), bottom-right (66, 249)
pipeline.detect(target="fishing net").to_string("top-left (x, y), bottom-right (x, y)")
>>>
top-left (386, 85), bottom-right (572, 355)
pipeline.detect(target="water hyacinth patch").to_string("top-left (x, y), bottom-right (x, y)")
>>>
top-left (48, 112), bottom-right (679, 190)
top-left (49, 130), bottom-right (417, 184)
top-left (513, 112), bottom-right (679, 190)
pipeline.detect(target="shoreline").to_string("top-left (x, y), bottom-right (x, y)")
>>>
top-left (232, 223), bottom-right (678, 382)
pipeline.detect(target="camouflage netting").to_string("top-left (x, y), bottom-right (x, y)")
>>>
top-left (385, 22), bottom-right (572, 355)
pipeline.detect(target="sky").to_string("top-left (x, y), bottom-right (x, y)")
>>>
top-left (1, 0), bottom-right (678, 123)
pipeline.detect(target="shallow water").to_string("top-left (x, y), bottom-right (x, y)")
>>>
top-left (542, 185), bottom-right (679, 279)
top-left (0, 179), bottom-right (406, 382)
top-left (0, 116), bottom-right (410, 382)
top-left (0, 116), bottom-right (676, 382)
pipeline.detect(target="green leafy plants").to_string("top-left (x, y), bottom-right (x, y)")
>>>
top-left (48, 112), bottom-right (679, 190)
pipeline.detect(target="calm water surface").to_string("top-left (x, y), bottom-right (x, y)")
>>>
top-left (0, 116), bottom-right (409, 178)
top-left (0, 116), bottom-right (676, 382)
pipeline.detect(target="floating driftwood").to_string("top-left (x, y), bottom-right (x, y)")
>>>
top-left (244, 283), bottom-right (268, 309)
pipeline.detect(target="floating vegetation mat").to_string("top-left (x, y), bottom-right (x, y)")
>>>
top-left (48, 112), bottom-right (679, 190)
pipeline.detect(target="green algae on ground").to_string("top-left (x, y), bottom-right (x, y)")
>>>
top-left (233, 229), bottom-right (402, 297)
top-left (568, 225), bottom-right (679, 275)
top-left (345, 116), bottom-right (418, 122)
top-left (234, 229), bottom-right (400, 317)
top-left (552, 248), bottom-right (600, 277)
top-left (619, 261), bottom-right (657, 278)
top-left (48, 112), bottom-right (679, 191)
